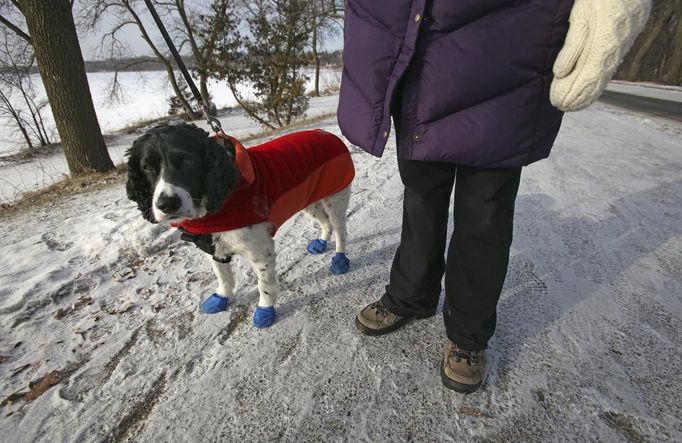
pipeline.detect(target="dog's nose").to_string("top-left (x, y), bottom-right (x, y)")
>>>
top-left (156, 193), bottom-right (181, 213)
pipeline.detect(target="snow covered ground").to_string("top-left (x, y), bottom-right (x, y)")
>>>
top-left (0, 97), bottom-right (681, 441)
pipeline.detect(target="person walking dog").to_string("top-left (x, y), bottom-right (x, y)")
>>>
top-left (338, 0), bottom-right (651, 393)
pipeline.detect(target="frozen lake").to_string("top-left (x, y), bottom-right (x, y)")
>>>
top-left (0, 68), bottom-right (342, 155)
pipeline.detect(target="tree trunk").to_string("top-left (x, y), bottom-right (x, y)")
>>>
top-left (200, 73), bottom-right (215, 114)
top-left (312, 24), bottom-right (320, 97)
top-left (623, 1), bottom-right (675, 81)
top-left (661, 2), bottom-right (682, 84)
top-left (21, 0), bottom-right (113, 174)
top-left (200, 75), bottom-right (209, 104)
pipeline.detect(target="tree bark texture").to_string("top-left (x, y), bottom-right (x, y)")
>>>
top-left (617, 0), bottom-right (681, 85)
top-left (21, 0), bottom-right (113, 174)
top-left (661, 1), bottom-right (682, 84)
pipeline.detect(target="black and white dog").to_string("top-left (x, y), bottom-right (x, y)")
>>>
top-left (126, 123), bottom-right (352, 328)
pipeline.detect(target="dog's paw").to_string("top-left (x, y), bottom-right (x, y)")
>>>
top-left (330, 252), bottom-right (350, 275)
top-left (306, 239), bottom-right (328, 254)
top-left (253, 306), bottom-right (276, 328)
top-left (200, 293), bottom-right (230, 314)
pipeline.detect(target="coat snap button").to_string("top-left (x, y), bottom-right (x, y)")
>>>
top-left (414, 13), bottom-right (421, 22)
top-left (414, 134), bottom-right (421, 141)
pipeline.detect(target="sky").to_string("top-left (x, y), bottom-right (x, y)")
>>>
top-left (76, 2), bottom-right (343, 61)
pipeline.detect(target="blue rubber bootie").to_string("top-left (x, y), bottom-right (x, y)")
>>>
top-left (201, 293), bottom-right (230, 314)
top-left (330, 253), bottom-right (350, 275)
top-left (307, 239), bottom-right (328, 254)
top-left (253, 306), bottom-right (277, 328)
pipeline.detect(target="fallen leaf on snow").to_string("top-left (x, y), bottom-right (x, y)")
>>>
top-left (458, 407), bottom-right (493, 419)
top-left (72, 296), bottom-right (93, 310)
top-left (0, 370), bottom-right (62, 406)
top-left (112, 268), bottom-right (135, 282)
top-left (105, 301), bottom-right (136, 315)
top-left (25, 371), bottom-right (62, 401)
top-left (0, 355), bottom-right (9, 364)
top-left (119, 301), bottom-right (135, 313)
top-left (53, 296), bottom-right (93, 320)
top-left (0, 390), bottom-right (28, 407)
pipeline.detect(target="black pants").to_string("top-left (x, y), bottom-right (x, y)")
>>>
top-left (381, 158), bottom-right (521, 351)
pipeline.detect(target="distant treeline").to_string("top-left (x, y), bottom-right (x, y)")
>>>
top-left (3, 51), bottom-right (343, 75)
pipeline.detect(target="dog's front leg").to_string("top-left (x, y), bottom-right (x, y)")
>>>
top-left (197, 234), bottom-right (235, 314)
top-left (212, 260), bottom-right (235, 299)
top-left (199, 259), bottom-right (235, 314)
top-left (240, 225), bottom-right (279, 328)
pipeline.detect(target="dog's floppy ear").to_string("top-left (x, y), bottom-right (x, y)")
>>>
top-left (204, 136), bottom-right (240, 213)
top-left (125, 136), bottom-right (157, 223)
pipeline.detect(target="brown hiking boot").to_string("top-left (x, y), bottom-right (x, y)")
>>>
top-left (355, 300), bottom-right (411, 336)
top-left (440, 341), bottom-right (486, 393)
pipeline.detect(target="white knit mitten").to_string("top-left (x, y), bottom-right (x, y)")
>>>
top-left (550, 0), bottom-right (651, 112)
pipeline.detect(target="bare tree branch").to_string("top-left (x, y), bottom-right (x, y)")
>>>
top-left (0, 13), bottom-right (31, 44)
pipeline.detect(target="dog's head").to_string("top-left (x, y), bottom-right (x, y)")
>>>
top-left (125, 123), bottom-right (239, 224)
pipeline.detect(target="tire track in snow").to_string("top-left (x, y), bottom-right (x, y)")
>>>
top-left (61, 322), bottom-right (147, 401)
top-left (104, 372), bottom-right (167, 443)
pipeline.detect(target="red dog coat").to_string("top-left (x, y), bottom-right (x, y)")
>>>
top-left (177, 129), bottom-right (355, 236)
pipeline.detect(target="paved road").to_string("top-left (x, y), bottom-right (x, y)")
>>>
top-left (599, 90), bottom-right (682, 122)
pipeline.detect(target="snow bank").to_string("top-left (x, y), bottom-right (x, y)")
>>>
top-left (607, 81), bottom-right (682, 103)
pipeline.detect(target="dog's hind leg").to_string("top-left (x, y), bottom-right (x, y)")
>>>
top-left (303, 202), bottom-right (332, 254)
top-left (200, 260), bottom-right (234, 314)
top-left (322, 185), bottom-right (351, 275)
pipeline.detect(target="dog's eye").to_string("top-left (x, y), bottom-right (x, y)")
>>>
top-left (142, 164), bottom-right (155, 173)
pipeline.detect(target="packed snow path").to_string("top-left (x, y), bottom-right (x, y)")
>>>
top-left (0, 102), bottom-right (680, 441)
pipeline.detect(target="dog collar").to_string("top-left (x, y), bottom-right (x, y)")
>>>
top-left (211, 133), bottom-right (255, 185)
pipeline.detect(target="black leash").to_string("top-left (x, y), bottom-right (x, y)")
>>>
top-left (143, 0), bottom-right (224, 135)
top-left (144, 0), bottom-right (234, 262)
top-left (179, 228), bottom-right (232, 263)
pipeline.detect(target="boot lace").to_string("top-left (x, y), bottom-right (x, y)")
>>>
top-left (370, 301), bottom-right (390, 318)
top-left (450, 345), bottom-right (480, 367)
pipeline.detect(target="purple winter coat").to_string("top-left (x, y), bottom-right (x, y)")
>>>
top-left (337, 0), bottom-right (575, 167)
